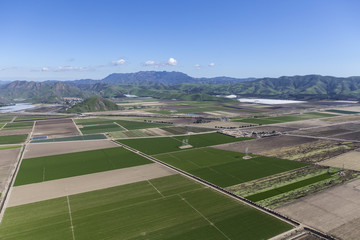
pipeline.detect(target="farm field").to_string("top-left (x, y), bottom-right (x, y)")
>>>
top-left (15, 147), bottom-right (152, 186)
top-left (75, 118), bottom-right (117, 125)
top-left (0, 175), bottom-right (292, 240)
top-left (14, 116), bottom-right (70, 121)
top-left (236, 112), bottom-right (335, 125)
top-left (155, 147), bottom-right (307, 187)
top-left (25, 139), bottom-right (118, 158)
top-left (160, 126), bottom-right (214, 135)
top-left (2, 121), bottom-right (34, 130)
top-left (118, 132), bottom-right (253, 155)
top-left (277, 178), bottom-right (360, 240)
top-left (0, 134), bottom-right (28, 145)
top-left (32, 119), bottom-right (80, 138)
top-left (114, 119), bottom-right (170, 130)
top-left (79, 123), bottom-right (124, 134)
top-left (214, 135), bottom-right (317, 154)
top-left (0, 128), bottom-right (31, 136)
top-left (0, 147), bottom-right (22, 192)
top-left (31, 134), bottom-right (106, 143)
top-left (326, 109), bottom-right (360, 114)
top-left (320, 150), bottom-right (360, 171)
top-left (109, 129), bottom-right (157, 138)
top-left (0, 116), bottom-right (14, 123)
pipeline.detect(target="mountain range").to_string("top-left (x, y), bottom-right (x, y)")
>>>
top-left (0, 71), bottom-right (360, 104)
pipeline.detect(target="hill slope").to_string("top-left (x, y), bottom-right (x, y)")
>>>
top-left (66, 96), bottom-right (120, 113)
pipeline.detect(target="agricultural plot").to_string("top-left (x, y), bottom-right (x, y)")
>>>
top-left (0, 147), bottom-right (21, 192)
top-left (214, 135), bottom-right (317, 154)
top-left (3, 121), bottom-right (34, 130)
top-left (326, 109), bottom-right (360, 114)
top-left (261, 140), bottom-right (359, 163)
top-left (236, 112), bottom-right (335, 125)
top-left (277, 178), bottom-right (360, 240)
top-left (109, 129), bottom-right (155, 138)
top-left (155, 147), bottom-right (307, 187)
top-left (118, 132), bottom-right (252, 155)
top-left (32, 119), bottom-right (80, 138)
top-left (14, 116), bottom-right (70, 121)
top-left (25, 139), bottom-right (118, 158)
top-left (79, 123), bottom-right (124, 134)
top-left (0, 175), bottom-right (292, 240)
top-left (0, 116), bottom-right (14, 123)
top-left (31, 134), bottom-right (106, 143)
top-left (0, 134), bottom-right (28, 145)
top-left (15, 147), bottom-right (152, 186)
top-left (160, 126), bottom-right (214, 135)
top-left (320, 150), bottom-right (360, 171)
top-left (75, 118), bottom-right (117, 125)
top-left (114, 120), bottom-right (170, 130)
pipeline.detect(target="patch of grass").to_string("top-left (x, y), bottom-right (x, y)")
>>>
top-left (1, 175), bottom-right (292, 240)
top-left (0, 145), bottom-right (21, 150)
top-left (156, 148), bottom-right (308, 187)
top-left (14, 147), bottom-right (152, 186)
top-left (31, 134), bottom-right (106, 143)
top-left (79, 123), bottom-right (124, 134)
top-left (3, 122), bottom-right (34, 129)
top-left (0, 134), bottom-right (28, 144)
top-left (246, 172), bottom-right (334, 202)
top-left (326, 109), bottom-right (360, 114)
top-left (118, 132), bottom-right (252, 155)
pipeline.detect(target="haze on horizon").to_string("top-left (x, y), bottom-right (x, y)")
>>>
top-left (0, 0), bottom-right (359, 81)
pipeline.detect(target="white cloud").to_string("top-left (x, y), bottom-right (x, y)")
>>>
top-left (194, 64), bottom-right (201, 69)
top-left (209, 62), bottom-right (215, 67)
top-left (112, 59), bottom-right (126, 65)
top-left (41, 67), bottom-right (50, 72)
top-left (144, 60), bottom-right (156, 66)
top-left (167, 57), bottom-right (177, 66)
top-left (54, 66), bottom-right (89, 72)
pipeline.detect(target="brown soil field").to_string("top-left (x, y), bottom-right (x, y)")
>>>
top-left (32, 118), bottom-right (80, 138)
top-left (320, 150), bottom-right (360, 171)
top-left (322, 115), bottom-right (360, 123)
top-left (289, 123), bottom-right (360, 138)
top-left (213, 135), bottom-right (317, 154)
top-left (0, 129), bottom-right (31, 136)
top-left (8, 163), bottom-right (175, 207)
top-left (24, 140), bottom-right (119, 159)
top-left (244, 125), bottom-right (297, 133)
top-left (195, 121), bottom-right (251, 128)
top-left (276, 178), bottom-right (360, 240)
top-left (261, 140), bottom-right (359, 163)
top-left (276, 119), bottom-right (329, 130)
top-left (0, 148), bottom-right (21, 192)
top-left (333, 131), bottom-right (360, 141)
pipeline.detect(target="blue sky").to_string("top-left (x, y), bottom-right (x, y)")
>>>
top-left (0, 0), bottom-right (359, 80)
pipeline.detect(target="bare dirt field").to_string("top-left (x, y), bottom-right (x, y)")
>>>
top-left (8, 163), bottom-right (175, 207)
top-left (276, 119), bottom-right (329, 130)
top-left (320, 150), bottom-right (360, 171)
top-left (276, 178), bottom-right (360, 240)
top-left (195, 121), bottom-right (252, 128)
top-left (0, 129), bottom-right (31, 136)
top-left (333, 131), bottom-right (360, 141)
top-left (213, 135), bottom-right (317, 154)
top-left (289, 123), bottom-right (360, 138)
top-left (244, 125), bottom-right (297, 133)
top-left (0, 148), bottom-right (21, 192)
top-left (24, 140), bottom-right (119, 159)
top-left (32, 118), bottom-right (80, 138)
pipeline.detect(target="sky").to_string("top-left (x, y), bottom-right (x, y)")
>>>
top-left (0, 0), bottom-right (359, 81)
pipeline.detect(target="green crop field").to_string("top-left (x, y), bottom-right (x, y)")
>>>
top-left (0, 116), bottom-right (14, 123)
top-left (14, 116), bottom-right (69, 121)
top-left (156, 148), bottom-right (308, 187)
top-left (79, 123), bottom-right (124, 134)
top-left (3, 121), bottom-right (34, 129)
top-left (0, 134), bottom-right (28, 145)
top-left (161, 126), bottom-right (213, 135)
top-left (0, 145), bottom-right (21, 150)
top-left (14, 147), bottom-right (151, 186)
top-left (114, 120), bottom-right (170, 130)
top-left (75, 118), bottom-right (117, 126)
top-left (245, 172), bottom-right (334, 202)
top-left (0, 175), bottom-right (292, 240)
top-left (237, 112), bottom-right (336, 125)
top-left (31, 134), bottom-right (106, 143)
top-left (118, 133), bottom-right (252, 155)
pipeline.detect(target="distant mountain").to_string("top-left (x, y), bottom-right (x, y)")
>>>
top-left (66, 96), bottom-right (120, 113)
top-left (0, 81), bottom-right (89, 103)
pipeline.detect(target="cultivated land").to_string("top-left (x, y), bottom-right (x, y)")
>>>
top-left (2, 122), bottom-right (34, 130)
top-left (320, 150), bottom-right (360, 171)
top-left (213, 135), bottom-right (317, 154)
top-left (118, 132), bottom-right (252, 155)
top-left (15, 147), bottom-right (152, 186)
top-left (79, 123), bottom-right (124, 134)
top-left (24, 139), bottom-right (118, 158)
top-left (1, 175), bottom-right (292, 240)
top-left (0, 148), bottom-right (21, 192)
top-left (0, 134), bottom-right (28, 145)
top-left (9, 163), bottom-right (175, 207)
top-left (277, 178), bottom-right (360, 240)
top-left (32, 118), bottom-right (80, 138)
top-left (0, 129), bottom-right (31, 136)
top-left (155, 147), bottom-right (307, 187)
top-left (31, 134), bottom-right (106, 143)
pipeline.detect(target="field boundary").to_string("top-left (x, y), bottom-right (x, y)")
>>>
top-left (113, 140), bottom-right (338, 240)
top-left (72, 118), bottom-right (83, 136)
top-left (66, 196), bottom-right (76, 240)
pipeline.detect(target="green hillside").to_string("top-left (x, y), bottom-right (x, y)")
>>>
top-left (66, 96), bottom-right (120, 113)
